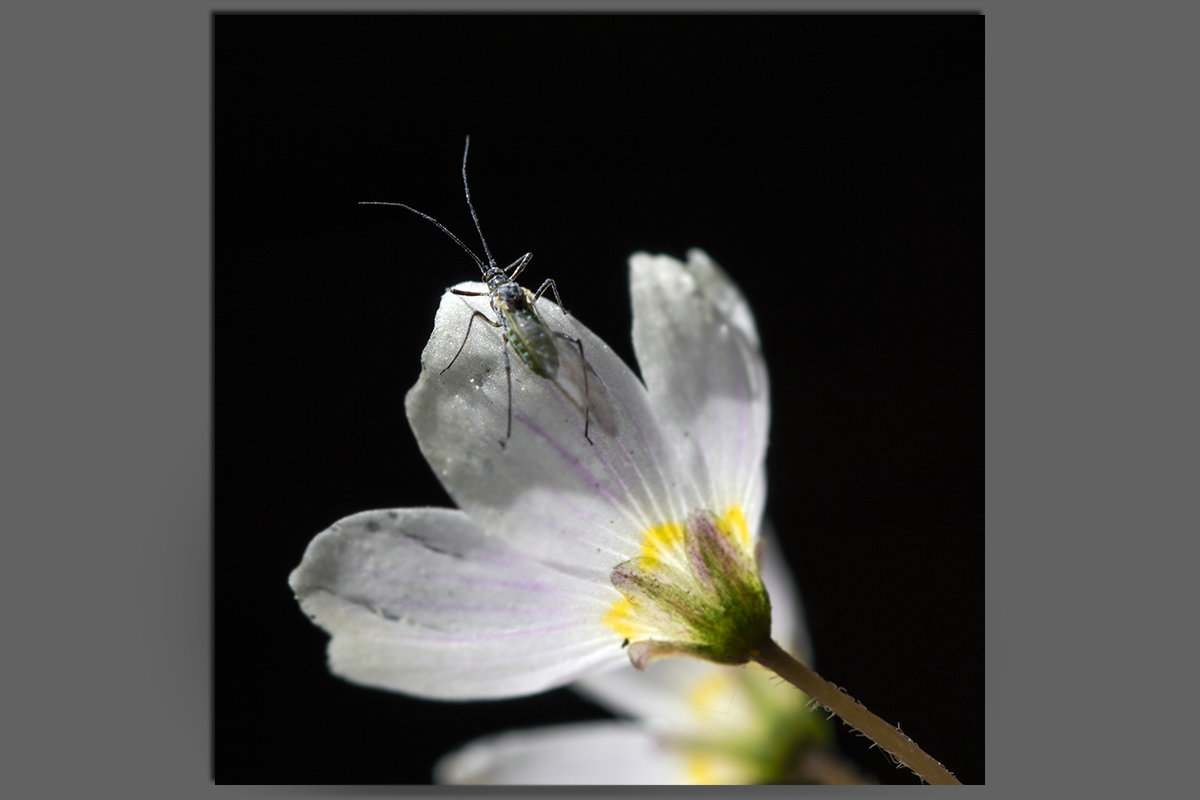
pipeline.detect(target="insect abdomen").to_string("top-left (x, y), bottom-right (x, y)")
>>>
top-left (505, 305), bottom-right (559, 379)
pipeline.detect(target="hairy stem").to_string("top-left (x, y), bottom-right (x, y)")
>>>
top-left (752, 638), bottom-right (962, 785)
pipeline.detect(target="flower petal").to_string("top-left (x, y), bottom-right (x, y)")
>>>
top-left (434, 721), bottom-right (694, 785)
top-left (629, 249), bottom-right (770, 539)
top-left (405, 282), bottom-right (711, 583)
top-left (288, 508), bottom-right (625, 699)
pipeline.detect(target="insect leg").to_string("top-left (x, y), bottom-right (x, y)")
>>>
top-left (532, 278), bottom-right (571, 317)
top-left (441, 310), bottom-right (502, 375)
top-left (554, 331), bottom-right (593, 445)
top-left (500, 340), bottom-right (513, 448)
top-left (504, 252), bottom-right (534, 281)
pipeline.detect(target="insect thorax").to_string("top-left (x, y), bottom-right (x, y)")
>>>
top-left (484, 269), bottom-right (513, 294)
top-left (494, 281), bottom-right (528, 309)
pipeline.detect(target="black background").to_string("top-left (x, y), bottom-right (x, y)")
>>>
top-left (216, 13), bottom-right (982, 785)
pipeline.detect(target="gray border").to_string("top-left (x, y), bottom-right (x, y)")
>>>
top-left (8, 0), bottom-right (1191, 798)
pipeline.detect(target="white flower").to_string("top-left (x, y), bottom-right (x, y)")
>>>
top-left (435, 535), bottom-right (839, 785)
top-left (289, 248), bottom-right (773, 700)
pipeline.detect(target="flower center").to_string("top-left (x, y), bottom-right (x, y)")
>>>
top-left (604, 506), bottom-right (772, 668)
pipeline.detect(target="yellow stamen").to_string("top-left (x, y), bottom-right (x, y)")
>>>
top-left (686, 755), bottom-right (720, 784)
top-left (602, 597), bottom-right (637, 640)
top-left (638, 519), bottom-right (686, 562)
top-left (604, 505), bottom-right (754, 639)
top-left (687, 671), bottom-right (737, 718)
top-left (723, 505), bottom-right (750, 548)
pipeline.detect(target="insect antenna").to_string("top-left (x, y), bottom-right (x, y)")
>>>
top-left (460, 135), bottom-right (497, 270)
top-left (358, 200), bottom-right (487, 274)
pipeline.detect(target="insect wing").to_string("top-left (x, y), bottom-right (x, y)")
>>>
top-left (537, 301), bottom-right (619, 441)
top-left (499, 290), bottom-right (560, 380)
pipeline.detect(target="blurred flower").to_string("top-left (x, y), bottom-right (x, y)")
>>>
top-left (289, 249), bottom-right (775, 699)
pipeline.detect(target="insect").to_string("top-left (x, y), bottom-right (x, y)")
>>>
top-left (361, 137), bottom-right (593, 448)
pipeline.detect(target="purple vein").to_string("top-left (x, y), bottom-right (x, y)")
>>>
top-left (517, 411), bottom-right (623, 510)
top-left (555, 311), bottom-right (685, 526)
top-left (485, 445), bottom-right (642, 555)
top-left (398, 622), bottom-right (592, 643)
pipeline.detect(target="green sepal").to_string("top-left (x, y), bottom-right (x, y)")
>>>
top-left (611, 509), bottom-right (772, 668)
